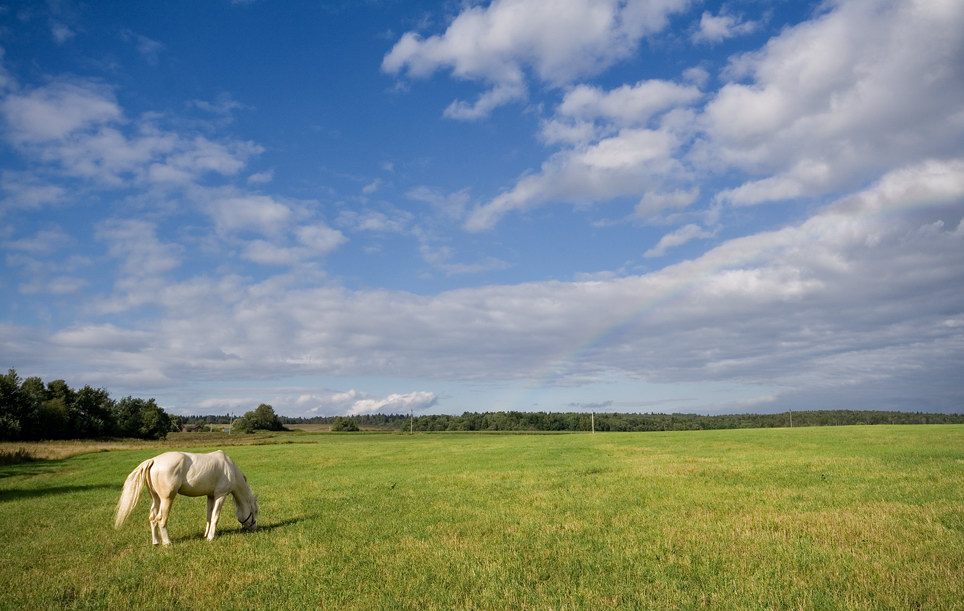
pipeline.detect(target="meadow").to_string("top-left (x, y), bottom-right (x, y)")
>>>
top-left (1, 425), bottom-right (961, 610)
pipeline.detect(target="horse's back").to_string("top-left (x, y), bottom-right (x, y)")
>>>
top-left (177, 451), bottom-right (236, 497)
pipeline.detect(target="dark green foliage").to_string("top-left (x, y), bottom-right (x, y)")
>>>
top-left (0, 369), bottom-right (174, 440)
top-left (244, 403), bottom-right (284, 431)
top-left (331, 416), bottom-right (360, 432)
top-left (270, 409), bottom-right (964, 432)
top-left (114, 396), bottom-right (173, 440)
top-left (231, 417), bottom-right (255, 434)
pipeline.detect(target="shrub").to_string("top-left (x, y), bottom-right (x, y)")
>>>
top-left (331, 417), bottom-right (359, 432)
top-left (231, 417), bottom-right (254, 434)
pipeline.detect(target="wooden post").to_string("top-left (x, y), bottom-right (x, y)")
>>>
top-left (591, 412), bottom-right (595, 434)
top-left (789, 409), bottom-right (793, 428)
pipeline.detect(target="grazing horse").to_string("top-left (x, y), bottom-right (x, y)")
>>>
top-left (114, 450), bottom-right (259, 545)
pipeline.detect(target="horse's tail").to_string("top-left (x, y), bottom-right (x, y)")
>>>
top-left (114, 459), bottom-right (152, 529)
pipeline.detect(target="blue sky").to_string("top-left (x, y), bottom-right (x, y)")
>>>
top-left (1, 0), bottom-right (962, 418)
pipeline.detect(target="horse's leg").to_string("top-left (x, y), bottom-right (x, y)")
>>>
top-left (204, 496), bottom-right (215, 539)
top-left (148, 485), bottom-right (161, 545)
top-left (206, 495), bottom-right (226, 541)
top-left (157, 494), bottom-right (175, 546)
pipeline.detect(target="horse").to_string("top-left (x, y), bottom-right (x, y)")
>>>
top-left (114, 450), bottom-right (259, 545)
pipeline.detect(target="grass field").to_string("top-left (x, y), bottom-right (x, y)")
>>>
top-left (1, 426), bottom-right (962, 610)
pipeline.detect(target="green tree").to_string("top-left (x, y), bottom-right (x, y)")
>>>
top-left (331, 417), bottom-right (359, 432)
top-left (231, 417), bottom-right (254, 434)
top-left (114, 397), bottom-right (172, 440)
top-left (38, 397), bottom-right (70, 439)
top-left (71, 385), bottom-right (116, 438)
top-left (0, 369), bottom-right (24, 440)
top-left (244, 403), bottom-right (283, 431)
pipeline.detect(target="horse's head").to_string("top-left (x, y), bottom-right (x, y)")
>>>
top-left (238, 494), bottom-right (259, 532)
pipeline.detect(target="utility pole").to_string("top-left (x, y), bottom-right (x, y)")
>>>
top-left (591, 412), bottom-right (595, 434)
top-left (789, 409), bottom-right (793, 428)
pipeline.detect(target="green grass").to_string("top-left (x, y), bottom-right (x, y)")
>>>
top-left (1, 426), bottom-right (962, 610)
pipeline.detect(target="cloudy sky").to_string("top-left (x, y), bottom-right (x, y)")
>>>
top-left (1, 0), bottom-right (962, 418)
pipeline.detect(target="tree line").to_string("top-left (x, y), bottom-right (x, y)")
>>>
top-left (269, 409), bottom-right (964, 432)
top-left (5, 365), bottom-right (960, 441)
top-left (0, 369), bottom-right (176, 441)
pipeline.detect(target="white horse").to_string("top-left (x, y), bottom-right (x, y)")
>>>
top-left (114, 450), bottom-right (259, 545)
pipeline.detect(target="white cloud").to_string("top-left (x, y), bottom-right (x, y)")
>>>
top-left (50, 22), bottom-right (76, 45)
top-left (346, 391), bottom-right (439, 415)
top-left (383, 0), bottom-right (691, 118)
top-left (406, 186), bottom-right (470, 220)
top-left (4, 228), bottom-right (72, 255)
top-left (296, 223), bottom-right (347, 254)
top-left (635, 187), bottom-right (700, 218)
top-left (241, 240), bottom-right (304, 266)
top-left (644, 223), bottom-right (714, 258)
top-left (700, 0), bottom-right (964, 203)
top-left (361, 178), bottom-right (381, 195)
top-left (461, 0), bottom-right (964, 229)
top-left (0, 77), bottom-right (261, 187)
top-left (6, 157), bottom-right (955, 410)
top-left (51, 323), bottom-right (153, 351)
top-left (121, 30), bottom-right (165, 65)
top-left (338, 209), bottom-right (411, 233)
top-left (557, 79), bottom-right (702, 127)
top-left (691, 10), bottom-right (758, 44)
top-left (466, 127), bottom-right (682, 231)
top-left (97, 218), bottom-right (183, 277)
top-left (0, 80), bottom-right (121, 144)
top-left (247, 170), bottom-right (274, 185)
top-left (203, 190), bottom-right (293, 236)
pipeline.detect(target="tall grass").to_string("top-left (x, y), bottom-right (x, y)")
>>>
top-left (1, 425), bottom-right (961, 609)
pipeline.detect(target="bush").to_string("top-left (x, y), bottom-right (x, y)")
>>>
top-left (331, 417), bottom-right (359, 432)
top-left (244, 403), bottom-right (284, 431)
top-left (231, 417), bottom-right (254, 434)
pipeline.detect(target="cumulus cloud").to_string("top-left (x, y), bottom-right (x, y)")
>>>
top-left (0, 76), bottom-right (262, 187)
top-left (346, 391), bottom-right (439, 415)
top-left (5, 158), bottom-right (960, 412)
top-left (557, 79), bottom-right (702, 127)
top-left (691, 10), bottom-right (758, 43)
top-left (383, 0), bottom-right (691, 118)
top-left (702, 0), bottom-right (964, 204)
top-left (466, 127), bottom-right (683, 231)
top-left (0, 80), bottom-right (121, 144)
top-left (459, 0), bottom-right (964, 228)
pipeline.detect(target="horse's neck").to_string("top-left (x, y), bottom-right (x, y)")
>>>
top-left (230, 476), bottom-right (254, 507)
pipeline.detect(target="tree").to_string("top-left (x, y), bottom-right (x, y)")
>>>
top-left (0, 369), bottom-right (25, 440)
top-left (71, 386), bottom-right (116, 438)
top-left (231, 417), bottom-right (254, 434)
top-left (114, 397), bottom-right (173, 440)
top-left (244, 403), bottom-right (283, 431)
top-left (331, 417), bottom-right (359, 432)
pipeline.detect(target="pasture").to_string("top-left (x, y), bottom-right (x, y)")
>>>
top-left (1, 426), bottom-right (962, 609)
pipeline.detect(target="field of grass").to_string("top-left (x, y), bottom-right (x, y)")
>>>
top-left (1, 425), bottom-right (962, 609)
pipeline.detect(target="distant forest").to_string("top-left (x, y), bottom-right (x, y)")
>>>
top-left (188, 410), bottom-right (964, 432)
top-left (5, 369), bottom-right (962, 441)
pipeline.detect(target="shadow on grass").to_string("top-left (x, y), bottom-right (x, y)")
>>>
top-left (0, 483), bottom-right (116, 502)
top-left (169, 514), bottom-right (317, 544)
